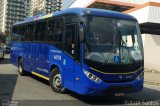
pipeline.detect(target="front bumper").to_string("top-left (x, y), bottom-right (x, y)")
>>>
top-left (76, 76), bottom-right (144, 96)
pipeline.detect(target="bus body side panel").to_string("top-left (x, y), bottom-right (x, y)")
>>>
top-left (31, 43), bottom-right (39, 73)
top-left (32, 43), bottom-right (44, 74)
top-left (62, 53), bottom-right (75, 91)
top-left (35, 43), bottom-right (50, 77)
top-left (11, 42), bottom-right (23, 67)
top-left (11, 42), bottom-right (19, 67)
top-left (48, 45), bottom-right (75, 91)
top-left (23, 43), bottom-right (32, 72)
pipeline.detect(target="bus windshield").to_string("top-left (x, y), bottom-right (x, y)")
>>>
top-left (84, 16), bottom-right (143, 66)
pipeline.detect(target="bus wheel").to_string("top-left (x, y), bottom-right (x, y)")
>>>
top-left (18, 59), bottom-right (25, 76)
top-left (49, 68), bottom-right (66, 93)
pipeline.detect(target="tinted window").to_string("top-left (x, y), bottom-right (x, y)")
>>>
top-left (47, 19), bottom-right (55, 42)
top-left (65, 15), bottom-right (79, 23)
top-left (12, 27), bottom-right (19, 41)
top-left (86, 16), bottom-right (116, 44)
top-left (26, 24), bottom-right (35, 41)
top-left (35, 21), bottom-right (47, 42)
top-left (47, 18), bottom-right (64, 43)
top-left (54, 19), bottom-right (64, 42)
top-left (18, 26), bottom-right (26, 41)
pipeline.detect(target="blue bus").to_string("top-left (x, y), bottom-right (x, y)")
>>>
top-left (11, 8), bottom-right (144, 96)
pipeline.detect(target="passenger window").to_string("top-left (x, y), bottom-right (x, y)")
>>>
top-left (12, 27), bottom-right (19, 41)
top-left (54, 19), bottom-right (64, 42)
top-left (18, 26), bottom-right (26, 41)
top-left (26, 24), bottom-right (35, 41)
top-left (35, 21), bottom-right (47, 42)
top-left (47, 18), bottom-right (64, 43)
top-left (65, 15), bottom-right (79, 23)
top-left (47, 20), bottom-right (55, 42)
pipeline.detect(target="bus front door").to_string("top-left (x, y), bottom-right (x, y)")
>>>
top-left (63, 24), bottom-right (77, 91)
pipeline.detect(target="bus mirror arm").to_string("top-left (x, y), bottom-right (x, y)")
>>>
top-left (132, 34), bottom-right (135, 43)
top-left (79, 22), bottom-right (85, 42)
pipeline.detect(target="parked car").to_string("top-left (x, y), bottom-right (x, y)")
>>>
top-left (0, 45), bottom-right (4, 59)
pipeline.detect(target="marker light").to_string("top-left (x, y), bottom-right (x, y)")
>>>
top-left (83, 70), bottom-right (102, 83)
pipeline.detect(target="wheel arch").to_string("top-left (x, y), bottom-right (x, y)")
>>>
top-left (49, 63), bottom-right (63, 74)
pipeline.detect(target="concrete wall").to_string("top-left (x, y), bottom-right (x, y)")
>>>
top-left (143, 34), bottom-right (160, 72)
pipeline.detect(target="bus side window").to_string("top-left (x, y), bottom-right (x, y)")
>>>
top-left (18, 26), bottom-right (26, 41)
top-left (26, 24), bottom-right (35, 41)
top-left (12, 27), bottom-right (19, 41)
top-left (35, 21), bottom-right (47, 42)
top-left (47, 20), bottom-right (55, 42)
top-left (55, 19), bottom-right (63, 42)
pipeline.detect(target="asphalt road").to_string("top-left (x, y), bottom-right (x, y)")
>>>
top-left (0, 55), bottom-right (160, 106)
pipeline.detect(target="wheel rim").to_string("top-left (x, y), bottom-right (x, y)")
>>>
top-left (19, 63), bottom-right (22, 73)
top-left (53, 74), bottom-right (62, 89)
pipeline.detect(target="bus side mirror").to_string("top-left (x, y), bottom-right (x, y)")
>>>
top-left (132, 34), bottom-right (135, 43)
top-left (130, 29), bottom-right (135, 43)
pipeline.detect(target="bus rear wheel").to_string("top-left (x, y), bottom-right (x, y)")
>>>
top-left (18, 58), bottom-right (25, 76)
top-left (49, 68), bottom-right (66, 93)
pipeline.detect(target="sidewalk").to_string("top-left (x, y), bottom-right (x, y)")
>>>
top-left (144, 71), bottom-right (160, 86)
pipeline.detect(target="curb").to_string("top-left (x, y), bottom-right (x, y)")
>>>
top-left (144, 80), bottom-right (160, 86)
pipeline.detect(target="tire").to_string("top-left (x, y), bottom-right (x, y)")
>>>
top-left (18, 58), bottom-right (25, 76)
top-left (49, 68), bottom-right (66, 93)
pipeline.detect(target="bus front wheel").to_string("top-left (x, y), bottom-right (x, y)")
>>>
top-left (18, 58), bottom-right (26, 76)
top-left (49, 68), bottom-right (66, 93)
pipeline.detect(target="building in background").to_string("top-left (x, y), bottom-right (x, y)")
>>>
top-left (53, 0), bottom-right (63, 12)
top-left (30, 0), bottom-right (62, 16)
top-left (0, 0), bottom-right (30, 34)
top-left (67, 0), bottom-right (160, 72)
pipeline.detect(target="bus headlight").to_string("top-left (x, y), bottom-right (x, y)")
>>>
top-left (83, 70), bottom-right (102, 83)
top-left (136, 72), bottom-right (144, 80)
